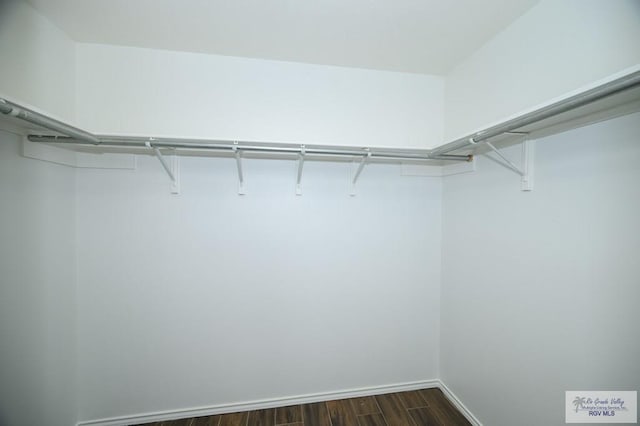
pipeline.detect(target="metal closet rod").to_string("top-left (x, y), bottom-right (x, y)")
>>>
top-left (26, 135), bottom-right (469, 161)
top-left (430, 69), bottom-right (640, 156)
top-left (0, 98), bottom-right (470, 161)
top-left (0, 98), bottom-right (100, 144)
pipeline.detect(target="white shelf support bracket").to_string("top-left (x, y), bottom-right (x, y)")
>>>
top-left (485, 141), bottom-right (525, 177)
top-left (296, 145), bottom-right (305, 196)
top-left (233, 143), bottom-right (245, 195)
top-left (520, 139), bottom-right (535, 191)
top-left (350, 150), bottom-right (371, 196)
top-left (146, 141), bottom-right (180, 194)
top-left (481, 138), bottom-right (535, 191)
top-left (168, 149), bottom-right (180, 194)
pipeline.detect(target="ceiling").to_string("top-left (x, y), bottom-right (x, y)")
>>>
top-left (25, 0), bottom-right (538, 75)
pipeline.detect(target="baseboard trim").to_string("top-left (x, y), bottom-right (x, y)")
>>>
top-left (77, 379), bottom-right (440, 426)
top-left (437, 380), bottom-right (483, 426)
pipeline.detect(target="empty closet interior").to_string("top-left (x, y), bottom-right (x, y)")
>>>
top-left (1, 1), bottom-right (639, 426)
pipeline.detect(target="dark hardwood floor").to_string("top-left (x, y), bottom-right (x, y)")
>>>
top-left (135, 388), bottom-right (471, 426)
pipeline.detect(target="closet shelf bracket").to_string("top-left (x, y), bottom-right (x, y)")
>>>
top-left (475, 137), bottom-right (535, 191)
top-left (233, 143), bottom-right (245, 195)
top-left (146, 141), bottom-right (180, 194)
top-left (350, 150), bottom-right (372, 196)
top-left (296, 145), bottom-right (305, 196)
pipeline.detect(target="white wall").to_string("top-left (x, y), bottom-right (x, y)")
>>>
top-left (444, 0), bottom-right (640, 140)
top-left (75, 43), bottom-right (444, 149)
top-left (75, 155), bottom-right (442, 422)
top-left (0, 0), bottom-right (76, 123)
top-left (0, 131), bottom-right (77, 426)
top-left (0, 5), bottom-right (78, 421)
top-left (440, 112), bottom-right (640, 426)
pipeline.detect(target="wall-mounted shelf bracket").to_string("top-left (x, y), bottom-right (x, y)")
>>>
top-left (350, 150), bottom-right (372, 196)
top-left (146, 141), bottom-right (180, 194)
top-left (296, 145), bottom-right (305, 196)
top-left (520, 139), bottom-right (535, 191)
top-left (475, 137), bottom-right (535, 191)
top-left (233, 143), bottom-right (245, 195)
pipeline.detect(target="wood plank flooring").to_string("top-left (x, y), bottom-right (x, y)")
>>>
top-left (135, 388), bottom-right (471, 426)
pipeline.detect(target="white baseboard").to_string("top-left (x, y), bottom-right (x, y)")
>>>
top-left (437, 380), bottom-right (483, 426)
top-left (77, 379), bottom-right (440, 426)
